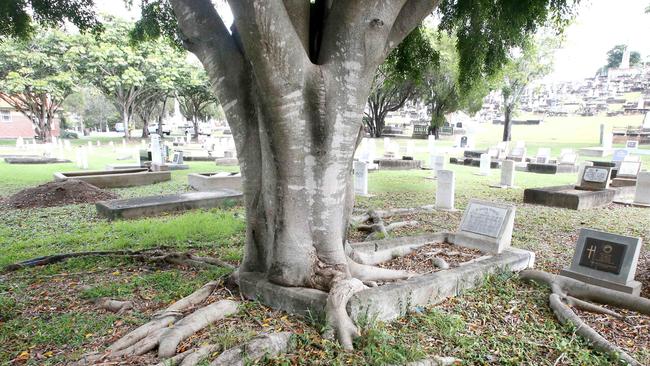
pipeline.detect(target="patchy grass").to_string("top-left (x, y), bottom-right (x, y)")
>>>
top-left (0, 129), bottom-right (649, 365)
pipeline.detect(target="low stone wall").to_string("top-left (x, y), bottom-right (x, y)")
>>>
top-left (188, 173), bottom-right (242, 191)
top-left (523, 185), bottom-right (616, 210)
top-left (54, 169), bottom-right (171, 188)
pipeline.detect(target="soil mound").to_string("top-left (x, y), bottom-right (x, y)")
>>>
top-left (5, 180), bottom-right (118, 209)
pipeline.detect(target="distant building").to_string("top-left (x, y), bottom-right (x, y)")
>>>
top-left (0, 99), bottom-right (61, 139)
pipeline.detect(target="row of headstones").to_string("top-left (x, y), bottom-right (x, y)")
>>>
top-left (577, 163), bottom-right (649, 206)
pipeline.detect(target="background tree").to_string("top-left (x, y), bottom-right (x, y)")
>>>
top-left (64, 87), bottom-right (119, 132)
top-left (605, 44), bottom-right (641, 69)
top-left (498, 35), bottom-right (557, 142)
top-left (0, 29), bottom-right (78, 141)
top-left (1, 0), bottom-right (578, 353)
top-left (177, 65), bottom-right (219, 140)
top-left (74, 20), bottom-right (185, 138)
top-left (364, 26), bottom-right (437, 138)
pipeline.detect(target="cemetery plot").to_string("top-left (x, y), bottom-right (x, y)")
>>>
top-left (188, 172), bottom-right (242, 191)
top-left (378, 242), bottom-right (484, 274)
top-left (4, 180), bottom-right (117, 209)
top-left (54, 168), bottom-right (171, 188)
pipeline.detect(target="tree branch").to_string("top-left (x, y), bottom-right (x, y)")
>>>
top-left (387, 0), bottom-right (441, 52)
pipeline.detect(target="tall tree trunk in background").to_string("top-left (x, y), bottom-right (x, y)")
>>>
top-left (171, 0), bottom-right (437, 348)
top-left (502, 106), bottom-right (512, 142)
top-left (192, 115), bottom-right (199, 141)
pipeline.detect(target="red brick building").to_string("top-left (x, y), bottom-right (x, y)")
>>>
top-left (0, 100), bottom-right (61, 139)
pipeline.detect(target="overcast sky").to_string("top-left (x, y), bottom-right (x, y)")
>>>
top-left (97, 0), bottom-right (650, 83)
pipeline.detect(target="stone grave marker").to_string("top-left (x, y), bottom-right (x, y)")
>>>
top-left (559, 152), bottom-right (578, 165)
top-left (16, 136), bottom-right (24, 149)
top-left (459, 136), bottom-right (468, 148)
top-left (406, 140), bottom-right (415, 156)
top-left (625, 140), bottom-right (639, 150)
top-left (575, 161), bottom-right (594, 186)
top-left (457, 199), bottom-right (516, 253)
top-left (612, 149), bottom-right (629, 163)
top-left (431, 155), bottom-right (445, 178)
top-left (487, 147), bottom-right (499, 159)
top-left (353, 161), bottom-right (369, 196)
top-left (80, 147), bottom-right (89, 169)
top-left (427, 135), bottom-right (436, 155)
top-left (96, 141), bottom-right (101, 147)
top-left (634, 171), bottom-right (650, 206)
top-left (617, 161), bottom-right (641, 179)
top-left (507, 147), bottom-right (526, 162)
top-left (172, 151), bottom-right (184, 165)
top-left (492, 160), bottom-right (515, 188)
top-left (578, 166), bottom-right (611, 190)
top-left (560, 228), bottom-right (642, 295)
top-left (602, 131), bottom-right (613, 149)
top-left (479, 153), bottom-right (491, 176)
top-left (150, 134), bottom-right (163, 165)
top-left (122, 139), bottom-right (126, 149)
top-left (535, 148), bottom-right (551, 164)
top-left (435, 170), bottom-right (455, 210)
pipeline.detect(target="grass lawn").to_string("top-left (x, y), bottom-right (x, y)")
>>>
top-left (0, 127), bottom-right (649, 365)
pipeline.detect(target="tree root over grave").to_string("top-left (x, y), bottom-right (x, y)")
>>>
top-left (76, 281), bottom-right (239, 365)
top-left (355, 209), bottom-right (418, 241)
top-left (351, 206), bottom-right (435, 226)
top-left (2, 247), bottom-right (236, 274)
top-left (209, 332), bottom-right (293, 366)
top-left (520, 270), bottom-right (650, 366)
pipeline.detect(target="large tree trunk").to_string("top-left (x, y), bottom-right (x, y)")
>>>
top-left (170, 0), bottom-right (435, 349)
top-left (192, 116), bottom-right (199, 141)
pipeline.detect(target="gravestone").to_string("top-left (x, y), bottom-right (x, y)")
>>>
top-left (612, 149), bottom-right (629, 163)
top-left (353, 161), bottom-right (369, 196)
top-left (578, 166), bottom-right (611, 190)
top-left (602, 130), bottom-right (613, 149)
top-left (634, 171), bottom-right (650, 206)
top-left (617, 161), bottom-right (641, 179)
top-left (507, 147), bottom-right (526, 162)
top-left (406, 140), bottom-right (415, 156)
top-left (435, 170), bottom-right (455, 210)
top-left (427, 135), bottom-right (436, 155)
top-left (430, 155), bottom-right (445, 178)
top-left (535, 148), bottom-right (551, 164)
top-left (559, 152), bottom-right (578, 165)
top-left (96, 141), bottom-right (101, 147)
top-left (625, 140), bottom-right (639, 150)
top-left (80, 147), bottom-right (89, 169)
top-left (460, 136), bottom-right (468, 148)
top-left (560, 228), bottom-right (642, 295)
top-left (575, 161), bottom-right (594, 186)
top-left (16, 137), bottom-right (24, 149)
top-left (150, 134), bottom-right (163, 166)
top-left (172, 151), bottom-right (184, 165)
top-left (494, 160), bottom-right (515, 188)
top-left (479, 153), bottom-right (491, 176)
top-left (456, 199), bottom-right (516, 253)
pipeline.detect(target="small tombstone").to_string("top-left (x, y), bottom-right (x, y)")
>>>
top-left (535, 148), bottom-right (551, 164)
top-left (602, 131), bottom-right (613, 149)
top-left (133, 149), bottom-right (141, 166)
top-left (612, 149), bottom-right (628, 162)
top-left (427, 135), bottom-right (436, 155)
top-left (456, 199), bottom-right (516, 253)
top-left (623, 155), bottom-right (640, 162)
top-left (617, 161), bottom-right (641, 179)
top-left (435, 170), bottom-right (455, 210)
top-left (109, 141), bottom-right (115, 150)
top-left (575, 161), bottom-right (594, 186)
top-left (578, 166), bottom-right (611, 190)
top-left (498, 160), bottom-right (515, 187)
top-left (122, 139), bottom-right (127, 149)
top-left (508, 147), bottom-right (526, 162)
top-left (172, 151), bottom-right (184, 165)
top-left (479, 153), bottom-right (491, 176)
top-left (515, 141), bottom-right (526, 149)
top-left (560, 228), bottom-right (642, 295)
top-left (150, 134), bottom-right (163, 165)
top-left (406, 140), bottom-right (415, 156)
top-left (625, 140), bottom-right (639, 150)
top-left (80, 147), bottom-right (89, 169)
top-left (96, 141), bottom-right (101, 147)
top-left (559, 152), bottom-right (577, 165)
top-left (431, 155), bottom-right (445, 178)
top-left (353, 161), bottom-right (369, 196)
top-left (487, 147), bottom-right (499, 158)
top-left (633, 171), bottom-right (650, 206)
top-left (459, 136), bottom-right (468, 148)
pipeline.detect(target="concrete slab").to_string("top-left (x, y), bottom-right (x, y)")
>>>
top-left (188, 172), bottom-right (242, 191)
top-left (96, 190), bottom-right (243, 220)
top-left (54, 168), bottom-right (171, 188)
top-left (523, 185), bottom-right (616, 210)
top-left (5, 157), bottom-right (71, 164)
top-left (375, 159), bottom-right (422, 170)
top-left (239, 233), bottom-right (534, 322)
top-left (579, 147), bottom-right (612, 157)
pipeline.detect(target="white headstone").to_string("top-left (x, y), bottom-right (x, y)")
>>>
top-left (535, 148), bottom-right (551, 164)
top-left (612, 149), bottom-right (629, 162)
top-left (80, 147), bottom-right (88, 169)
top-left (96, 141), bottom-right (101, 147)
top-left (122, 139), bottom-right (126, 149)
top-left (435, 170), bottom-right (455, 210)
top-left (406, 140), bottom-right (415, 156)
top-left (430, 155), bottom-right (445, 178)
top-left (576, 161), bottom-right (594, 186)
top-left (515, 141), bottom-right (526, 149)
top-left (134, 148), bottom-right (141, 166)
top-left (427, 135), bottom-right (436, 155)
top-left (458, 199), bottom-right (516, 253)
top-left (625, 140), bottom-right (639, 150)
top-left (602, 131), bottom-right (613, 149)
top-left (479, 153), bottom-right (491, 176)
top-left (353, 161), bottom-right (368, 196)
top-left (617, 161), bottom-right (641, 178)
top-left (500, 160), bottom-right (515, 187)
top-left (634, 171), bottom-right (650, 205)
top-left (637, 98), bottom-right (644, 109)
top-left (150, 134), bottom-right (163, 165)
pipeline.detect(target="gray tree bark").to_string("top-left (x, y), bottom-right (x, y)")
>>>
top-left (170, 0), bottom-right (438, 348)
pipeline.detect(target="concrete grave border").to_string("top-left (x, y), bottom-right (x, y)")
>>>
top-left (188, 172), bottom-right (242, 191)
top-left (54, 168), bottom-right (171, 188)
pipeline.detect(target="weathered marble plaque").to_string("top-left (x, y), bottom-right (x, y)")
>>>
top-left (617, 161), bottom-right (641, 178)
top-left (460, 202), bottom-right (508, 238)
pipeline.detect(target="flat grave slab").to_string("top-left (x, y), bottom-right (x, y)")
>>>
top-left (189, 172), bottom-right (242, 191)
top-left (5, 157), bottom-right (71, 164)
top-left (524, 185), bottom-right (616, 210)
top-left (578, 147), bottom-right (612, 157)
top-left (239, 232), bottom-right (534, 322)
top-left (54, 168), bottom-right (171, 188)
top-left (375, 159), bottom-right (422, 170)
top-left (560, 228), bottom-right (642, 295)
top-left (96, 190), bottom-right (243, 220)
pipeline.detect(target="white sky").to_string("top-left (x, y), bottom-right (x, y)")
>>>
top-left (97, 0), bottom-right (650, 83)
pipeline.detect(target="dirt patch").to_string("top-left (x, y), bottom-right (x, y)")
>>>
top-left (5, 180), bottom-right (118, 209)
top-left (378, 242), bottom-right (484, 274)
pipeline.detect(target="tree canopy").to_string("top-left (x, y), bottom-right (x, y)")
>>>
top-left (605, 44), bottom-right (641, 69)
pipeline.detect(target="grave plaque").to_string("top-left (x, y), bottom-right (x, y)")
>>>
top-left (456, 199), bottom-right (515, 253)
top-left (578, 166), bottom-right (611, 190)
top-left (561, 228), bottom-right (642, 295)
top-left (617, 161), bottom-right (641, 178)
top-left (612, 149), bottom-right (629, 162)
top-left (353, 161), bottom-right (369, 196)
top-left (625, 140), bottom-right (639, 150)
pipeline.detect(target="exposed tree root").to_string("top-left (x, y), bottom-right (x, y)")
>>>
top-left (351, 206), bottom-right (435, 225)
top-left (94, 298), bottom-right (134, 313)
top-left (389, 356), bottom-right (462, 366)
top-left (431, 257), bottom-right (449, 270)
top-left (209, 332), bottom-right (293, 366)
top-left (348, 258), bottom-right (415, 282)
top-left (77, 281), bottom-right (230, 364)
top-left (324, 277), bottom-right (367, 351)
top-left (178, 344), bottom-right (221, 366)
top-left (3, 248), bottom-right (235, 274)
top-left (355, 209), bottom-right (418, 241)
top-left (520, 269), bottom-right (650, 366)
top-left (348, 243), bottom-right (425, 266)
top-left (158, 300), bottom-right (239, 357)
